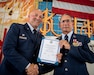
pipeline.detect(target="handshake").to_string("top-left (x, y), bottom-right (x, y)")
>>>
top-left (25, 53), bottom-right (62, 75)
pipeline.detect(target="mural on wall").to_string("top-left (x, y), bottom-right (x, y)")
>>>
top-left (0, 0), bottom-right (38, 40)
top-left (40, 8), bottom-right (61, 36)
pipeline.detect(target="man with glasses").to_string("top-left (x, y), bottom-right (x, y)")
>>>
top-left (54, 14), bottom-right (94, 75)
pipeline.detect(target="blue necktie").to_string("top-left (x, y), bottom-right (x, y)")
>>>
top-left (64, 35), bottom-right (68, 42)
top-left (33, 29), bottom-right (37, 34)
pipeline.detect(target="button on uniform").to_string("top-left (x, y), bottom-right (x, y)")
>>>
top-left (65, 53), bottom-right (67, 55)
top-left (64, 60), bottom-right (67, 62)
top-left (38, 63), bottom-right (44, 66)
top-left (65, 68), bottom-right (68, 71)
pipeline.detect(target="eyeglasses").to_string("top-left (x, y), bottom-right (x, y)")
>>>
top-left (60, 19), bottom-right (72, 23)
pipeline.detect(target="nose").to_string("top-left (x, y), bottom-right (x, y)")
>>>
top-left (63, 21), bottom-right (68, 24)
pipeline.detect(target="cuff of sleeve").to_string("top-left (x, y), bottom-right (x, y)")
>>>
top-left (25, 63), bottom-right (31, 69)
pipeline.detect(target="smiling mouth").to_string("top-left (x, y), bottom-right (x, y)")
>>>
top-left (35, 20), bottom-right (41, 23)
top-left (64, 27), bottom-right (69, 28)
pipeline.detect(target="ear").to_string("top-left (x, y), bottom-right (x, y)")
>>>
top-left (71, 20), bottom-right (74, 26)
top-left (28, 14), bottom-right (30, 18)
top-left (59, 22), bottom-right (61, 28)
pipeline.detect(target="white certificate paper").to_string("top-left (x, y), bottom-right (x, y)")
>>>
top-left (37, 38), bottom-right (60, 65)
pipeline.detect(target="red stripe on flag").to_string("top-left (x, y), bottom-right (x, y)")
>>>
top-left (52, 7), bottom-right (94, 20)
top-left (58, 0), bottom-right (94, 7)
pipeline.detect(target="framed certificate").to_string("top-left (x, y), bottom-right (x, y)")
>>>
top-left (37, 38), bottom-right (60, 65)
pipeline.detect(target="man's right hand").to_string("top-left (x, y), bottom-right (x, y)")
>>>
top-left (59, 40), bottom-right (70, 50)
top-left (25, 63), bottom-right (39, 75)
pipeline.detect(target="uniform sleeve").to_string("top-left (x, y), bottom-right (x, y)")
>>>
top-left (69, 35), bottom-right (94, 63)
top-left (3, 23), bottom-right (29, 72)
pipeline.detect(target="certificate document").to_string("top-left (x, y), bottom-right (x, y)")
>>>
top-left (37, 38), bottom-right (60, 65)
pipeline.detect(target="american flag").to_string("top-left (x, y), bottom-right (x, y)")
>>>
top-left (52, 0), bottom-right (94, 20)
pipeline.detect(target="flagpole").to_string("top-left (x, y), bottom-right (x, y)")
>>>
top-left (74, 17), bottom-right (77, 34)
top-left (87, 19), bottom-right (91, 38)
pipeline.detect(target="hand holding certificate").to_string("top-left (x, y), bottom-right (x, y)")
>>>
top-left (37, 38), bottom-right (60, 65)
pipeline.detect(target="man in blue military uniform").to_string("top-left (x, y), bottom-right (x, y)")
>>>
top-left (0, 9), bottom-right (43, 75)
top-left (0, 9), bottom-right (62, 75)
top-left (54, 14), bottom-right (94, 75)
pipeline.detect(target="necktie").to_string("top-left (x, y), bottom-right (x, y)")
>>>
top-left (33, 29), bottom-right (37, 43)
top-left (33, 29), bottom-right (37, 34)
top-left (64, 35), bottom-right (68, 42)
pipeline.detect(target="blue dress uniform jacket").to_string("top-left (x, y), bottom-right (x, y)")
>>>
top-left (54, 33), bottom-right (94, 75)
top-left (0, 23), bottom-right (51, 75)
